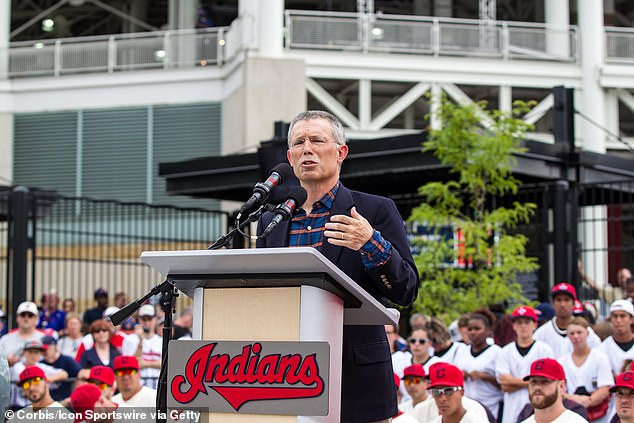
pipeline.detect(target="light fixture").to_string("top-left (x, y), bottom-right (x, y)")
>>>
top-left (371, 27), bottom-right (384, 40)
top-left (154, 50), bottom-right (166, 61)
top-left (34, 42), bottom-right (45, 49)
top-left (42, 19), bottom-right (55, 33)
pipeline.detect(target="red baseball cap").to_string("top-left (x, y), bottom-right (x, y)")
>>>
top-left (403, 364), bottom-right (426, 378)
top-left (70, 383), bottom-right (102, 422)
top-left (511, 306), bottom-right (538, 323)
top-left (88, 365), bottom-right (115, 386)
top-left (393, 373), bottom-right (401, 389)
top-left (611, 371), bottom-right (634, 393)
top-left (573, 300), bottom-right (585, 315)
top-left (427, 362), bottom-right (464, 388)
top-left (523, 358), bottom-right (566, 381)
top-left (551, 283), bottom-right (577, 300)
top-left (113, 355), bottom-right (139, 371)
top-left (19, 366), bottom-right (46, 385)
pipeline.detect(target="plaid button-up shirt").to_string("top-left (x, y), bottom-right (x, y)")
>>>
top-left (288, 182), bottom-right (392, 269)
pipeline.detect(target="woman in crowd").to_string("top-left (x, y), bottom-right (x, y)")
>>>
top-left (57, 312), bottom-right (83, 357)
top-left (79, 319), bottom-right (120, 370)
top-left (425, 317), bottom-right (466, 365)
top-left (406, 327), bottom-right (441, 373)
top-left (454, 308), bottom-right (503, 421)
top-left (561, 317), bottom-right (613, 423)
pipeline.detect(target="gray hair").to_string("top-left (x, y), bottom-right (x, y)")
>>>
top-left (287, 110), bottom-right (347, 147)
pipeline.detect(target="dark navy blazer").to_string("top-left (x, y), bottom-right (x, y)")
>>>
top-left (257, 183), bottom-right (419, 423)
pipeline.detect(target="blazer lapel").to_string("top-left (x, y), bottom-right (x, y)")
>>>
top-left (319, 184), bottom-right (354, 266)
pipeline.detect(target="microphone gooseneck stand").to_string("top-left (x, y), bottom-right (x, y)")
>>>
top-left (110, 204), bottom-right (274, 422)
top-left (108, 279), bottom-right (177, 423)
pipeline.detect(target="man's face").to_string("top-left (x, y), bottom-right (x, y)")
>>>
top-left (140, 315), bottom-right (156, 333)
top-left (43, 344), bottom-right (57, 361)
top-left (115, 368), bottom-right (140, 394)
top-left (552, 294), bottom-right (574, 318)
top-left (23, 348), bottom-right (43, 365)
top-left (528, 377), bottom-right (561, 410)
top-left (48, 293), bottom-right (59, 309)
top-left (287, 118), bottom-right (348, 188)
top-left (17, 312), bottom-right (37, 330)
top-left (403, 376), bottom-right (428, 401)
top-left (96, 296), bottom-right (108, 307)
top-left (430, 386), bottom-right (464, 416)
top-left (611, 310), bottom-right (634, 336)
top-left (616, 387), bottom-right (634, 420)
top-left (512, 317), bottom-right (537, 338)
top-left (618, 268), bottom-right (632, 287)
top-left (22, 377), bottom-right (47, 403)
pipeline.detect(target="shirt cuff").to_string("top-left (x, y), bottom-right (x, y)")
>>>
top-left (360, 230), bottom-right (392, 269)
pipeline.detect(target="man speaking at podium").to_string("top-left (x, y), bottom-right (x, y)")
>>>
top-left (257, 110), bottom-right (419, 422)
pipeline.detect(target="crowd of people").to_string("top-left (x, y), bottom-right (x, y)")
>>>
top-left (390, 280), bottom-right (634, 423)
top-left (0, 287), bottom-right (194, 419)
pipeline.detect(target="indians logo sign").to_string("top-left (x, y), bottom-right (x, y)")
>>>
top-left (168, 340), bottom-right (329, 415)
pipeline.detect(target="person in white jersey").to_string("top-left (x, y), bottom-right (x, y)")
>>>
top-left (111, 355), bottom-right (156, 407)
top-left (496, 305), bottom-right (554, 423)
top-left (599, 300), bottom-right (634, 423)
top-left (428, 362), bottom-right (489, 423)
top-left (560, 317), bottom-right (613, 423)
top-left (521, 358), bottom-right (588, 423)
top-left (611, 370), bottom-right (634, 423)
top-left (534, 283), bottom-right (601, 357)
top-left (600, 300), bottom-right (634, 376)
top-left (454, 308), bottom-right (503, 420)
top-left (398, 364), bottom-right (430, 415)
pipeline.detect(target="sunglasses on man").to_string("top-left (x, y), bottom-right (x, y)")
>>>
top-left (20, 377), bottom-right (43, 390)
top-left (428, 386), bottom-right (463, 397)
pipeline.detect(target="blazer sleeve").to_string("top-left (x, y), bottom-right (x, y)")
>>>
top-left (361, 196), bottom-right (419, 307)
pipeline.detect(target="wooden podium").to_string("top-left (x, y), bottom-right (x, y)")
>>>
top-left (141, 247), bottom-right (399, 423)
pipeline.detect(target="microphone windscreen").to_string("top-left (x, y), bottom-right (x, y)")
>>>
top-left (288, 186), bottom-right (308, 205)
top-left (271, 163), bottom-right (293, 183)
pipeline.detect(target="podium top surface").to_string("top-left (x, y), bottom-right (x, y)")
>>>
top-left (141, 247), bottom-right (398, 325)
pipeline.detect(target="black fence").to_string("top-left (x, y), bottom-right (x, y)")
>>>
top-left (1, 186), bottom-right (228, 327)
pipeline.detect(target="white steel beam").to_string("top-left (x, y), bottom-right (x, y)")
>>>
top-left (359, 79), bottom-right (371, 128)
top-left (522, 94), bottom-right (553, 125)
top-left (306, 78), bottom-right (360, 130)
top-left (616, 88), bottom-right (634, 113)
top-left (368, 82), bottom-right (430, 130)
top-left (441, 83), bottom-right (493, 127)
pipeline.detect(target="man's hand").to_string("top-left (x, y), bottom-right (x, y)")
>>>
top-left (325, 207), bottom-right (374, 251)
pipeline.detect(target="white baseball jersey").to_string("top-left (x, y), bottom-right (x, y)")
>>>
top-left (454, 343), bottom-right (503, 419)
top-left (560, 348), bottom-right (614, 423)
top-left (533, 319), bottom-right (601, 358)
top-left (598, 336), bottom-right (634, 375)
top-left (495, 340), bottom-right (554, 423)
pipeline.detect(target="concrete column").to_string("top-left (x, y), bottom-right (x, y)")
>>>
top-left (358, 79), bottom-right (371, 130)
top-left (544, 0), bottom-right (570, 57)
top-left (240, 0), bottom-right (283, 57)
top-left (577, 0), bottom-right (606, 153)
top-left (499, 85), bottom-right (512, 113)
top-left (430, 84), bottom-right (442, 131)
top-left (168, 0), bottom-right (197, 30)
top-left (0, 113), bottom-right (13, 185)
top-left (0, 0), bottom-right (10, 79)
top-left (168, 0), bottom-right (197, 67)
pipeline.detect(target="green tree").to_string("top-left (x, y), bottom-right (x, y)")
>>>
top-left (409, 98), bottom-right (538, 323)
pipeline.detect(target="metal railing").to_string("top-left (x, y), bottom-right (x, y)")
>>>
top-left (606, 27), bottom-right (634, 63)
top-left (7, 26), bottom-right (229, 78)
top-left (0, 186), bottom-right (228, 321)
top-left (285, 10), bottom-right (578, 61)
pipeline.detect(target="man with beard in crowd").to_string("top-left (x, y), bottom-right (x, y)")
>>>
top-left (521, 358), bottom-right (588, 423)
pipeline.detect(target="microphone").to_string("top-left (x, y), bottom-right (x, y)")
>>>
top-left (238, 163), bottom-right (293, 216)
top-left (261, 186), bottom-right (308, 237)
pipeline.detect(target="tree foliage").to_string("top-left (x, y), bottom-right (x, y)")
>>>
top-left (408, 98), bottom-right (538, 322)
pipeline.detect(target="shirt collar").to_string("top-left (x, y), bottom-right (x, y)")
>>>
top-left (316, 182), bottom-right (340, 210)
